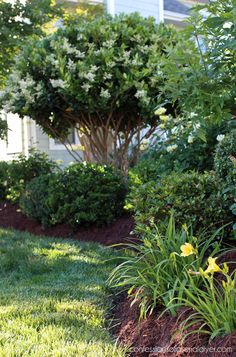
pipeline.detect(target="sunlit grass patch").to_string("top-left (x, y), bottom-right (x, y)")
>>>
top-left (0, 228), bottom-right (124, 356)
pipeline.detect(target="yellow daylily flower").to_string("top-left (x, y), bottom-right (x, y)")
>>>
top-left (154, 107), bottom-right (166, 116)
top-left (159, 115), bottom-right (169, 122)
top-left (180, 243), bottom-right (196, 257)
top-left (204, 257), bottom-right (221, 275)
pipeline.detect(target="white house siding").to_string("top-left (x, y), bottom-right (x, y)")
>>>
top-left (0, 116), bottom-right (80, 167)
top-left (107, 0), bottom-right (163, 22)
top-left (0, 114), bottom-right (24, 161)
top-left (0, 115), bottom-right (37, 161)
top-left (35, 126), bottom-right (82, 167)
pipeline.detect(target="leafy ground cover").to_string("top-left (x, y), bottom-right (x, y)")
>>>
top-left (0, 228), bottom-right (125, 356)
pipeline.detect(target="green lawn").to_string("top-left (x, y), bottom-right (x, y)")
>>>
top-left (0, 228), bottom-right (125, 356)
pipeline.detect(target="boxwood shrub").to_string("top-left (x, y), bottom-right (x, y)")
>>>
top-left (128, 171), bottom-right (232, 234)
top-left (20, 163), bottom-right (128, 227)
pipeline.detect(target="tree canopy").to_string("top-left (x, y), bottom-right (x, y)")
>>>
top-left (0, 13), bottom-right (179, 172)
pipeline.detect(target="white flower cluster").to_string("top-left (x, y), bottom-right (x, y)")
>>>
top-left (166, 144), bottom-right (178, 153)
top-left (47, 54), bottom-right (59, 68)
top-left (104, 73), bottom-right (112, 80)
top-left (185, 121), bottom-right (201, 145)
top-left (187, 135), bottom-right (194, 144)
top-left (138, 44), bottom-right (151, 54)
top-left (60, 38), bottom-right (85, 58)
top-left (1, 71), bottom-right (45, 112)
top-left (83, 65), bottom-right (99, 82)
top-left (216, 134), bottom-right (225, 142)
top-left (18, 75), bottom-right (37, 104)
top-left (102, 39), bottom-right (116, 48)
top-left (123, 51), bottom-right (131, 63)
top-left (223, 22), bottom-right (233, 29)
top-left (135, 89), bottom-right (150, 105)
top-left (67, 59), bottom-right (76, 72)
top-left (107, 61), bottom-right (116, 68)
top-left (131, 57), bottom-right (142, 66)
top-left (84, 72), bottom-right (96, 82)
top-left (81, 83), bottom-right (92, 93)
top-left (135, 89), bottom-right (147, 99)
top-left (100, 88), bottom-right (111, 99)
top-left (50, 79), bottom-right (66, 89)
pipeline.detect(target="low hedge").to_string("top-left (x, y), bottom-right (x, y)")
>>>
top-left (20, 162), bottom-right (127, 227)
top-left (128, 170), bottom-right (233, 234)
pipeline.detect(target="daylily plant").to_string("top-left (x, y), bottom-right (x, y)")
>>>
top-left (180, 242), bottom-right (197, 257)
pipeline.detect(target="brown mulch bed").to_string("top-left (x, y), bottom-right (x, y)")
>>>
top-left (0, 201), bottom-right (135, 246)
top-left (113, 295), bottom-right (236, 357)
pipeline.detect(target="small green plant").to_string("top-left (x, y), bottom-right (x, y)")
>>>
top-left (173, 258), bottom-right (236, 341)
top-left (109, 216), bottom-right (222, 319)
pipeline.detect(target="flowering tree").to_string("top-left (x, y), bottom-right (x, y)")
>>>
top-left (1, 13), bottom-right (179, 174)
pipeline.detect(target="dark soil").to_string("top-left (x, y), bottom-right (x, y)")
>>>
top-left (113, 295), bottom-right (236, 356)
top-left (0, 201), bottom-right (135, 246)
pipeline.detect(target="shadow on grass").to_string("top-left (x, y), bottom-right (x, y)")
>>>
top-left (0, 228), bottom-right (120, 350)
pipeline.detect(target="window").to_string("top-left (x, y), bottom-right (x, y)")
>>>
top-left (49, 128), bottom-right (80, 150)
top-left (54, 129), bottom-right (76, 145)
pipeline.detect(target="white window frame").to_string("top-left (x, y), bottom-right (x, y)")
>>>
top-left (49, 129), bottom-right (80, 150)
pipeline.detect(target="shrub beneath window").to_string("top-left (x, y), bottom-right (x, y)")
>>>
top-left (20, 163), bottom-right (127, 227)
top-left (128, 171), bottom-right (232, 234)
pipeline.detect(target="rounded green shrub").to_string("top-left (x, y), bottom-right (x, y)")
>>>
top-left (20, 163), bottom-right (127, 227)
top-left (128, 171), bottom-right (232, 233)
